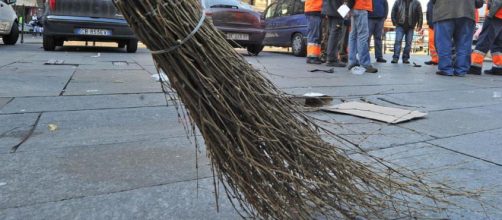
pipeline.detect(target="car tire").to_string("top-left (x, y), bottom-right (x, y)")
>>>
top-left (2, 22), bottom-right (19, 45)
top-left (291, 33), bottom-right (307, 57)
top-left (126, 39), bottom-right (138, 53)
top-left (118, 42), bottom-right (126, 48)
top-left (55, 39), bottom-right (64, 47)
top-left (43, 35), bottom-right (56, 51)
top-left (247, 44), bottom-right (264, 56)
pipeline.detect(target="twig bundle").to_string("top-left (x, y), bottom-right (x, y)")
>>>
top-left (113, 0), bottom-right (479, 219)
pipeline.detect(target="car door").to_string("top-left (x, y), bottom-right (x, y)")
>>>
top-left (262, 1), bottom-right (281, 46)
top-left (272, 0), bottom-right (296, 47)
top-left (287, 0), bottom-right (308, 42)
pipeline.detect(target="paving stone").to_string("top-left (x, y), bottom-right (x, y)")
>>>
top-left (63, 69), bottom-right (161, 95)
top-left (0, 138), bottom-right (211, 210)
top-left (19, 106), bottom-right (192, 152)
top-left (364, 143), bottom-right (502, 219)
top-left (400, 105), bottom-right (502, 138)
top-left (0, 178), bottom-right (240, 220)
top-left (0, 113), bottom-right (40, 153)
top-left (0, 97), bottom-right (12, 109)
top-left (428, 128), bottom-right (502, 164)
top-left (0, 93), bottom-right (169, 114)
top-left (0, 67), bottom-right (74, 97)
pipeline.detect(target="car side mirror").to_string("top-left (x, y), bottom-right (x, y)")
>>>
top-left (5, 0), bottom-right (16, 4)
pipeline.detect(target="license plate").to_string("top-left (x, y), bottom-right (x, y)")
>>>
top-left (226, 33), bottom-right (249, 41)
top-left (0, 22), bottom-right (9, 32)
top-left (75, 28), bottom-right (112, 36)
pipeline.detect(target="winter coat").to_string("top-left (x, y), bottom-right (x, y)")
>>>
top-left (431, 0), bottom-right (484, 22)
top-left (487, 0), bottom-right (502, 19)
top-left (368, 0), bottom-right (389, 18)
top-left (305, 0), bottom-right (323, 15)
top-left (391, 0), bottom-right (423, 29)
top-left (322, 0), bottom-right (346, 18)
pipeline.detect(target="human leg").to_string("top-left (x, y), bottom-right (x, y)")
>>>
top-left (392, 26), bottom-right (406, 62)
top-left (453, 18), bottom-right (475, 76)
top-left (435, 20), bottom-right (455, 75)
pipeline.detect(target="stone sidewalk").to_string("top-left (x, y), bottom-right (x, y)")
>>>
top-left (0, 42), bottom-right (501, 219)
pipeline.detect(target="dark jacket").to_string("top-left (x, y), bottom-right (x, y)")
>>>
top-left (426, 0), bottom-right (433, 29)
top-left (432, 0), bottom-right (484, 22)
top-left (322, 0), bottom-right (346, 18)
top-left (368, 0), bottom-right (389, 19)
top-left (391, 0), bottom-right (423, 29)
top-left (487, 0), bottom-right (502, 18)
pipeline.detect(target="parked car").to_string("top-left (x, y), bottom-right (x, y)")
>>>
top-left (262, 0), bottom-right (308, 57)
top-left (42, 0), bottom-right (138, 52)
top-left (0, 0), bottom-right (19, 45)
top-left (204, 0), bottom-right (266, 55)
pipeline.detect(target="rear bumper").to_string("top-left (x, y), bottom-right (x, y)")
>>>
top-left (215, 26), bottom-right (265, 46)
top-left (43, 15), bottom-right (136, 41)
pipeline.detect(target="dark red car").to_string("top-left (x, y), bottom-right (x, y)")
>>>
top-left (204, 0), bottom-right (266, 55)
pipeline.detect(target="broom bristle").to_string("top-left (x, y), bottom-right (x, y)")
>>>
top-left (113, 0), bottom-right (484, 219)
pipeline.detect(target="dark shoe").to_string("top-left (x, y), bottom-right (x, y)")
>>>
top-left (484, 68), bottom-right (502, 75)
top-left (436, 71), bottom-right (453, 76)
top-left (454, 73), bottom-right (466, 77)
top-left (403, 60), bottom-right (410, 64)
top-left (376, 58), bottom-right (387, 63)
top-left (326, 62), bottom-right (347, 67)
top-left (347, 63), bottom-right (360, 70)
top-left (467, 66), bottom-right (482, 75)
top-left (306, 57), bottom-right (323, 65)
top-left (424, 60), bottom-right (438, 65)
top-left (391, 59), bottom-right (398, 64)
top-left (365, 66), bottom-right (378, 73)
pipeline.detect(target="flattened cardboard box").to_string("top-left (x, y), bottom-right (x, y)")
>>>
top-left (322, 101), bottom-right (427, 124)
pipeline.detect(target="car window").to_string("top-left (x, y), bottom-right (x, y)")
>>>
top-left (276, 1), bottom-right (293, 17)
top-left (265, 3), bottom-right (279, 19)
top-left (293, 0), bottom-right (305, 15)
top-left (204, 0), bottom-right (253, 10)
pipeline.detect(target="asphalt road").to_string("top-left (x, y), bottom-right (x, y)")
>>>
top-left (1, 39), bottom-right (501, 219)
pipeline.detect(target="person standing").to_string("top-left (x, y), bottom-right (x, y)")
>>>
top-left (347, 0), bottom-right (379, 73)
top-left (390, 0), bottom-right (422, 64)
top-left (322, 0), bottom-right (348, 67)
top-left (305, 0), bottom-right (324, 64)
top-left (368, 0), bottom-right (388, 63)
top-left (469, 0), bottom-right (502, 75)
top-left (424, 0), bottom-right (438, 65)
top-left (433, 0), bottom-right (483, 76)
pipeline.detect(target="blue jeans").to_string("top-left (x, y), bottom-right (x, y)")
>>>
top-left (349, 9), bottom-right (371, 67)
top-left (392, 26), bottom-right (414, 60)
top-left (368, 18), bottom-right (385, 59)
top-left (435, 18), bottom-right (475, 75)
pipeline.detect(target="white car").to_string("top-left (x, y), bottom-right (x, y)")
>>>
top-left (0, 0), bottom-right (19, 45)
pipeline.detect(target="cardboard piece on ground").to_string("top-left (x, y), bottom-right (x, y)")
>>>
top-left (321, 101), bottom-right (427, 124)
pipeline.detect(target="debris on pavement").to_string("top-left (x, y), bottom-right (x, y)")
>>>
top-left (44, 59), bottom-right (65, 65)
top-left (289, 93), bottom-right (334, 110)
top-left (151, 72), bottom-right (169, 82)
top-left (91, 53), bottom-right (101, 58)
top-left (413, 62), bottom-right (422, 67)
top-left (0, 182), bottom-right (6, 187)
top-left (309, 68), bottom-right (334, 73)
top-left (48, 124), bottom-right (58, 131)
top-left (351, 66), bottom-right (366, 75)
top-left (322, 101), bottom-right (427, 124)
top-left (493, 91), bottom-right (501, 98)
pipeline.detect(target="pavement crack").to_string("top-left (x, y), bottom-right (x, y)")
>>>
top-left (426, 142), bottom-right (502, 167)
top-left (10, 113), bottom-right (42, 153)
top-left (0, 176), bottom-right (213, 211)
top-left (0, 97), bottom-right (14, 109)
top-left (59, 69), bottom-right (77, 96)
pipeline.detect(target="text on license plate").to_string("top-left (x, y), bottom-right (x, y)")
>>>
top-left (226, 33), bottom-right (249, 41)
top-left (75, 28), bottom-right (112, 36)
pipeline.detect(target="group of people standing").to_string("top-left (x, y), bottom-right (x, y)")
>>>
top-left (304, 0), bottom-right (502, 77)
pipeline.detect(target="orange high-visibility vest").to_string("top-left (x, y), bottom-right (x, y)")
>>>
top-left (305, 0), bottom-right (323, 13)
top-left (354, 0), bottom-right (373, 12)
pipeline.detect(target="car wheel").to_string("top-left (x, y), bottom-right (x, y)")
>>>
top-left (55, 39), bottom-right (64, 47)
top-left (291, 33), bottom-right (306, 57)
top-left (126, 39), bottom-right (138, 53)
top-left (43, 35), bottom-right (56, 51)
top-left (247, 44), bottom-right (264, 56)
top-left (2, 22), bottom-right (19, 45)
top-left (118, 42), bottom-right (126, 48)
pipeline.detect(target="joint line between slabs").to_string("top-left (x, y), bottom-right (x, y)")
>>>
top-left (59, 69), bottom-right (78, 96)
top-left (10, 113), bottom-right (42, 153)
